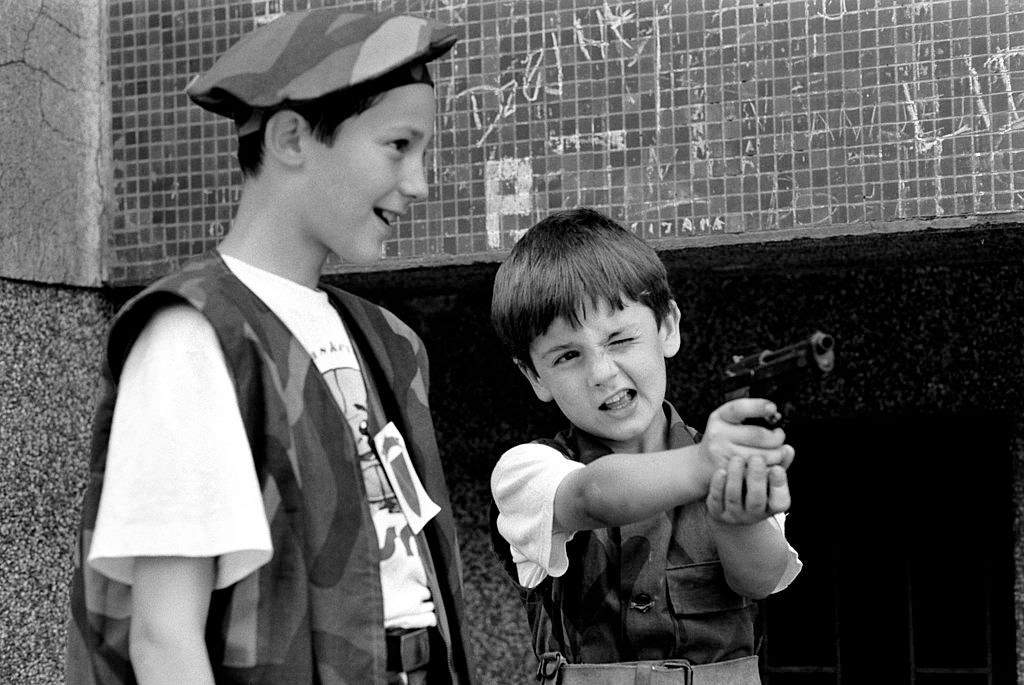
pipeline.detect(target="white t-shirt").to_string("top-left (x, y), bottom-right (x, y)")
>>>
top-left (491, 442), bottom-right (803, 591)
top-left (88, 254), bottom-right (435, 627)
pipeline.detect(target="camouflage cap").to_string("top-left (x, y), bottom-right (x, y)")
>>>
top-left (186, 9), bottom-right (458, 135)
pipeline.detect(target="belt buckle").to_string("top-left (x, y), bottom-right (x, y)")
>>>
top-left (536, 651), bottom-right (566, 682)
top-left (388, 627), bottom-right (431, 673)
top-left (653, 659), bottom-right (692, 685)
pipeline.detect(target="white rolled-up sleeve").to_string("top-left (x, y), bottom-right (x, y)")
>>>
top-left (490, 443), bottom-right (585, 588)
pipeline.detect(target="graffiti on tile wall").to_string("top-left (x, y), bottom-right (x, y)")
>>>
top-left (107, 0), bottom-right (1024, 281)
top-left (436, 1), bottom-right (1024, 250)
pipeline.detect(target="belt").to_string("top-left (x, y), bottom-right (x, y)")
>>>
top-left (386, 626), bottom-right (437, 674)
top-left (538, 653), bottom-right (760, 685)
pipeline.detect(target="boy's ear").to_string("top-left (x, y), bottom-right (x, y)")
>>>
top-left (262, 109), bottom-right (308, 169)
top-left (660, 300), bottom-right (682, 359)
top-left (515, 359), bottom-right (554, 403)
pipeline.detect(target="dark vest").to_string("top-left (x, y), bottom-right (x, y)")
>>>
top-left (66, 254), bottom-right (475, 684)
top-left (497, 404), bottom-right (757, 666)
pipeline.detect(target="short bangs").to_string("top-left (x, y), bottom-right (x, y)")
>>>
top-left (491, 209), bottom-right (673, 370)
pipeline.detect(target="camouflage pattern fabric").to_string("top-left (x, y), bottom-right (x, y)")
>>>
top-left (186, 10), bottom-right (458, 122)
top-left (66, 253), bottom-right (474, 684)
top-left (498, 405), bottom-right (757, 667)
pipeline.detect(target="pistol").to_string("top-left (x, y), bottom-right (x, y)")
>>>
top-left (722, 331), bottom-right (836, 427)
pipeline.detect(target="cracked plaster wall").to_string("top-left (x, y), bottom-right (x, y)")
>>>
top-left (0, 0), bottom-right (106, 286)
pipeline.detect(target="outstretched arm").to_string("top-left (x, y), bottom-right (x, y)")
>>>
top-left (130, 556), bottom-right (215, 685)
top-left (553, 399), bottom-right (792, 534)
top-left (553, 445), bottom-right (715, 532)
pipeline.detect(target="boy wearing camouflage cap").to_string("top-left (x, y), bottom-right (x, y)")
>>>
top-left (67, 9), bottom-right (475, 685)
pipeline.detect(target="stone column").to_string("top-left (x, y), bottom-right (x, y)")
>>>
top-left (0, 1), bottom-right (107, 286)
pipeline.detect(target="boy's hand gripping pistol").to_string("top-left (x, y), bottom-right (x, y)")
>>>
top-left (722, 331), bottom-right (836, 428)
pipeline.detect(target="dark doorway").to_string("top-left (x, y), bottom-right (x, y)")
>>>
top-left (760, 414), bottom-right (1016, 684)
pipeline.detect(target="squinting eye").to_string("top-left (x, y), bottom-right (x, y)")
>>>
top-left (553, 351), bottom-right (578, 365)
top-left (611, 337), bottom-right (635, 346)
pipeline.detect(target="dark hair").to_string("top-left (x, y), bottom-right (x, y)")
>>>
top-left (491, 207), bottom-right (674, 372)
top-left (236, 88), bottom-right (383, 177)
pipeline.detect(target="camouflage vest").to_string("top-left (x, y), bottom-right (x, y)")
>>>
top-left (66, 254), bottom-right (474, 685)
top-left (505, 404), bottom-right (757, 665)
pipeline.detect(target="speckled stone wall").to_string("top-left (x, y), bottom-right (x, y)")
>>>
top-left (2, 226), bottom-right (1022, 683)
top-left (0, 278), bottom-right (115, 683)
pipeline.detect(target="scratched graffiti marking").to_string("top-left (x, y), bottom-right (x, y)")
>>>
top-left (484, 157), bottom-right (533, 249)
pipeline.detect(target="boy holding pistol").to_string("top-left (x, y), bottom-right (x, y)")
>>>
top-left (490, 208), bottom-right (802, 684)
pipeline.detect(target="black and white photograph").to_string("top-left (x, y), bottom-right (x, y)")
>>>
top-left (1, 1), bottom-right (1022, 683)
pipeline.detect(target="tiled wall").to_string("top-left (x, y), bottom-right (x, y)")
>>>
top-left (108, 0), bottom-right (1024, 283)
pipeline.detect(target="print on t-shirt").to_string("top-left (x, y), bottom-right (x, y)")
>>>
top-left (372, 422), bottom-right (440, 535)
top-left (313, 335), bottom-right (436, 627)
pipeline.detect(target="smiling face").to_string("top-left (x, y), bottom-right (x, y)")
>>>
top-left (301, 82), bottom-right (436, 265)
top-left (523, 298), bottom-right (682, 454)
